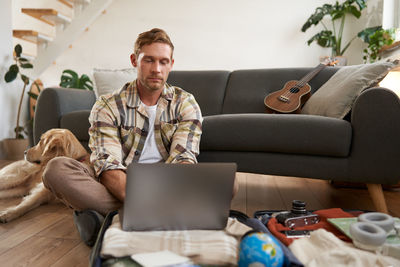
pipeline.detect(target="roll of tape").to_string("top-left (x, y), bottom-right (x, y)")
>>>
top-left (350, 222), bottom-right (387, 250)
top-left (358, 212), bottom-right (394, 233)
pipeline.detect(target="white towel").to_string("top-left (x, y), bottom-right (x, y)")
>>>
top-left (101, 216), bottom-right (252, 266)
top-left (289, 229), bottom-right (400, 267)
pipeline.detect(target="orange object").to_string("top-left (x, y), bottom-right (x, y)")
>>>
top-left (267, 208), bottom-right (360, 246)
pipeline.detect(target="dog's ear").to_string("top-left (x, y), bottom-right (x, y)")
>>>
top-left (42, 136), bottom-right (68, 159)
top-left (65, 131), bottom-right (87, 159)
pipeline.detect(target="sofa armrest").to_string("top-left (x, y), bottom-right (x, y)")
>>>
top-left (34, 87), bottom-right (96, 144)
top-left (350, 87), bottom-right (400, 184)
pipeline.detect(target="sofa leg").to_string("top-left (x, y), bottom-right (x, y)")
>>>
top-left (366, 183), bottom-right (389, 214)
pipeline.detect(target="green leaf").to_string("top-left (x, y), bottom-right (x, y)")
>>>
top-left (358, 26), bottom-right (382, 43)
top-left (331, 12), bottom-right (344, 20)
top-left (78, 74), bottom-right (94, 90)
top-left (15, 126), bottom-right (24, 132)
top-left (14, 126), bottom-right (25, 139)
top-left (301, 0), bottom-right (367, 57)
top-left (18, 57), bottom-right (29, 62)
top-left (21, 74), bottom-right (30, 84)
top-left (20, 63), bottom-right (33, 69)
top-left (60, 69), bottom-right (79, 88)
top-left (354, 0), bottom-right (367, 10)
top-left (4, 70), bottom-right (18, 82)
top-left (63, 69), bottom-right (79, 79)
top-left (348, 6), bottom-right (361, 18)
top-left (60, 69), bottom-right (93, 90)
top-left (14, 44), bottom-right (22, 57)
top-left (307, 30), bottom-right (335, 48)
top-left (360, 27), bottom-right (396, 63)
top-left (301, 4), bottom-right (332, 32)
top-left (10, 64), bottom-right (19, 73)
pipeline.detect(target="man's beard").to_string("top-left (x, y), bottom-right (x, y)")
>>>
top-left (143, 76), bottom-right (165, 91)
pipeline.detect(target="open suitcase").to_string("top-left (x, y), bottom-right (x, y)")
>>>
top-left (89, 210), bottom-right (304, 267)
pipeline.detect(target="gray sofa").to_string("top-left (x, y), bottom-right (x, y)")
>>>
top-left (34, 68), bottom-right (400, 213)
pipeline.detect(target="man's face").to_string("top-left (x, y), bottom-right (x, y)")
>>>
top-left (131, 43), bottom-right (174, 92)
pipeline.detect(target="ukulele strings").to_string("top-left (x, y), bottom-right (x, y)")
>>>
top-left (280, 64), bottom-right (324, 99)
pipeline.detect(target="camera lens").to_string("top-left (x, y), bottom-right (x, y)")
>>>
top-left (291, 200), bottom-right (307, 214)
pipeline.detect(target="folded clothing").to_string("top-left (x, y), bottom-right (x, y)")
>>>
top-left (100, 216), bottom-right (252, 266)
top-left (267, 208), bottom-right (358, 246)
top-left (289, 228), bottom-right (400, 267)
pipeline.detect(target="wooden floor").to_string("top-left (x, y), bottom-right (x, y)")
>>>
top-left (0, 160), bottom-right (399, 266)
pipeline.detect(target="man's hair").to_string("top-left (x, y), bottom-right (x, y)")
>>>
top-left (134, 28), bottom-right (174, 57)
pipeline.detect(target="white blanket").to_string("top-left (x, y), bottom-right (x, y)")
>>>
top-left (289, 229), bottom-right (400, 267)
top-left (100, 216), bottom-right (252, 265)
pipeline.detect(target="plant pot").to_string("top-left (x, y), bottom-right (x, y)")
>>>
top-left (320, 56), bottom-right (347, 66)
top-left (1, 138), bottom-right (29, 160)
top-left (333, 56), bottom-right (347, 66)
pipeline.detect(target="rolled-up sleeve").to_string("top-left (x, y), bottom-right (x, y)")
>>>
top-left (165, 94), bottom-right (203, 164)
top-left (89, 97), bottom-right (126, 177)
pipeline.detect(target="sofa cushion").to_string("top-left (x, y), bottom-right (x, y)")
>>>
top-left (167, 70), bottom-right (230, 116)
top-left (92, 68), bottom-right (137, 98)
top-left (301, 61), bottom-right (398, 119)
top-left (222, 68), bottom-right (339, 114)
top-left (200, 114), bottom-right (352, 157)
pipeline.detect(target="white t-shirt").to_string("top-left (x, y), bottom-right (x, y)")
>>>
top-left (138, 103), bottom-right (163, 163)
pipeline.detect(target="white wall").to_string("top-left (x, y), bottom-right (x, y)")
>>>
top-left (39, 0), bottom-right (383, 87)
top-left (0, 0), bottom-right (385, 146)
top-left (0, 0), bottom-right (28, 156)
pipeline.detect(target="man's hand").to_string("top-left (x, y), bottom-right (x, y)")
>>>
top-left (100, 169), bottom-right (127, 202)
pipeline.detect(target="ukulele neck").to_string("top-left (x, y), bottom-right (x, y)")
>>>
top-left (297, 64), bottom-right (327, 87)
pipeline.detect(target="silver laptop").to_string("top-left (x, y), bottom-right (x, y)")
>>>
top-left (120, 162), bottom-right (237, 231)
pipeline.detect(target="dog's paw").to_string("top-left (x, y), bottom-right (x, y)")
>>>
top-left (0, 211), bottom-right (9, 223)
top-left (0, 210), bottom-right (14, 223)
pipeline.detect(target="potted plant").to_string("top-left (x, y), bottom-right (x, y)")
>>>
top-left (60, 69), bottom-right (93, 90)
top-left (358, 26), bottom-right (396, 63)
top-left (301, 0), bottom-right (367, 64)
top-left (3, 44), bottom-right (37, 160)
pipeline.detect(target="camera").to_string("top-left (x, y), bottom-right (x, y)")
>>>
top-left (275, 200), bottom-right (320, 228)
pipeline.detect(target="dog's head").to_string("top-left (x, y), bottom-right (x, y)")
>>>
top-left (26, 129), bottom-right (88, 165)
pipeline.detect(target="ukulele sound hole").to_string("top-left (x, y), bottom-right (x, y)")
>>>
top-left (290, 87), bottom-right (300, 93)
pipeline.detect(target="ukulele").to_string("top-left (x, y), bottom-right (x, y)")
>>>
top-left (264, 59), bottom-right (337, 114)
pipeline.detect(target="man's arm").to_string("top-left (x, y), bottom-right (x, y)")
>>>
top-left (100, 169), bottom-right (127, 202)
top-left (89, 96), bottom-right (126, 176)
top-left (89, 95), bottom-right (128, 201)
top-left (165, 93), bottom-right (203, 164)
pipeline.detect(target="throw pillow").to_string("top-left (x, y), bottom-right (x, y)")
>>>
top-left (301, 61), bottom-right (398, 119)
top-left (92, 68), bottom-right (137, 98)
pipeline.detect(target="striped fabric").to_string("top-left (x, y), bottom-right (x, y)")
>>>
top-left (88, 81), bottom-right (203, 176)
top-left (101, 216), bottom-right (252, 265)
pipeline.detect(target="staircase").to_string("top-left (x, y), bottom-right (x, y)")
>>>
top-left (12, 0), bottom-right (113, 79)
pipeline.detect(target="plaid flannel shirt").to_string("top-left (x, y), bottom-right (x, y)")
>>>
top-left (88, 81), bottom-right (203, 177)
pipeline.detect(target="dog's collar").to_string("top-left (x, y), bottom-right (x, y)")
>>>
top-left (77, 155), bottom-right (87, 162)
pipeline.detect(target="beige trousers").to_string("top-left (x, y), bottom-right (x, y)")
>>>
top-left (42, 157), bottom-right (122, 216)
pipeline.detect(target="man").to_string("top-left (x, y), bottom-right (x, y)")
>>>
top-left (43, 28), bottom-right (203, 246)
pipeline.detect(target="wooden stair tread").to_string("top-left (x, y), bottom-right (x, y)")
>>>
top-left (21, 8), bottom-right (72, 26)
top-left (13, 30), bottom-right (53, 44)
top-left (58, 0), bottom-right (91, 8)
top-left (58, 0), bottom-right (74, 8)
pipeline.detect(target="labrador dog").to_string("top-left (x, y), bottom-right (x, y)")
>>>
top-left (0, 128), bottom-right (90, 223)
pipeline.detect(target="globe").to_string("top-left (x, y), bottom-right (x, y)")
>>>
top-left (238, 232), bottom-right (285, 267)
